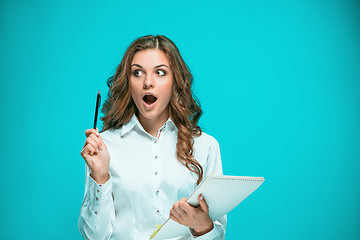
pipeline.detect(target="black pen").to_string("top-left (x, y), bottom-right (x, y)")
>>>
top-left (93, 90), bottom-right (101, 129)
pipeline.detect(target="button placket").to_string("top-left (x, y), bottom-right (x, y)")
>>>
top-left (153, 137), bottom-right (160, 181)
top-left (152, 136), bottom-right (161, 216)
top-left (155, 123), bottom-right (166, 141)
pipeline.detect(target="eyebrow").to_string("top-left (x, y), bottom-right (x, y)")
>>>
top-left (131, 64), bottom-right (169, 69)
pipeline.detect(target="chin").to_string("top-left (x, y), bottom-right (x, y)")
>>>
top-left (138, 109), bottom-right (160, 119)
top-left (138, 106), bottom-right (169, 121)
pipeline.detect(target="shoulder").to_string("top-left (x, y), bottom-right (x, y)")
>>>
top-left (99, 128), bottom-right (121, 144)
top-left (192, 131), bottom-right (221, 168)
top-left (193, 131), bottom-right (220, 152)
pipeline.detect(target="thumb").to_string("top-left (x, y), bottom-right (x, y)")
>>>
top-left (198, 194), bottom-right (209, 213)
top-left (96, 127), bottom-right (106, 148)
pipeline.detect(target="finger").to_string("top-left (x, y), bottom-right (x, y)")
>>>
top-left (198, 194), bottom-right (209, 213)
top-left (85, 144), bottom-right (95, 156)
top-left (173, 202), bottom-right (187, 218)
top-left (92, 127), bottom-right (106, 148)
top-left (85, 128), bottom-right (100, 138)
top-left (179, 201), bottom-right (193, 213)
top-left (98, 133), bottom-right (106, 147)
top-left (93, 128), bottom-right (105, 149)
top-left (89, 133), bottom-right (102, 149)
top-left (82, 137), bottom-right (97, 150)
top-left (86, 136), bottom-right (100, 153)
top-left (84, 144), bottom-right (96, 156)
top-left (169, 211), bottom-right (180, 223)
top-left (170, 208), bottom-right (182, 220)
top-left (81, 149), bottom-right (94, 168)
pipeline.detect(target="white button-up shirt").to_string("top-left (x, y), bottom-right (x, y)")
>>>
top-left (78, 114), bottom-right (227, 239)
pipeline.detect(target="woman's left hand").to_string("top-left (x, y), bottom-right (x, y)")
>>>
top-left (169, 194), bottom-right (214, 236)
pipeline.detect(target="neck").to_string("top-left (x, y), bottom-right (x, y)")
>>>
top-left (137, 109), bottom-right (170, 138)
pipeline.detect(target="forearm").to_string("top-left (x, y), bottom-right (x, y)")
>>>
top-left (78, 174), bottom-right (115, 240)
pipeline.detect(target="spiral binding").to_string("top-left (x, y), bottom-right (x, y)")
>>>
top-left (206, 175), bottom-right (265, 182)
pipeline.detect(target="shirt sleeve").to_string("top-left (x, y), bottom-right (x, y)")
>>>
top-left (187, 136), bottom-right (227, 239)
top-left (78, 164), bottom-right (115, 240)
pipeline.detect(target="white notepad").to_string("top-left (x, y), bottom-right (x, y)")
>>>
top-left (150, 175), bottom-right (265, 240)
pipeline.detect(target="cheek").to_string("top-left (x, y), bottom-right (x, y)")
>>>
top-left (130, 80), bottom-right (140, 98)
top-left (164, 79), bottom-right (174, 99)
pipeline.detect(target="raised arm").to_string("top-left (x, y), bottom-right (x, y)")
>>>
top-left (78, 128), bottom-right (115, 239)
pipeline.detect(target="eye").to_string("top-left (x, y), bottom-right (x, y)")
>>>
top-left (133, 69), bottom-right (144, 77)
top-left (156, 69), bottom-right (166, 76)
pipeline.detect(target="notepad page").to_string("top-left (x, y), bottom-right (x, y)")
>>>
top-left (150, 175), bottom-right (265, 240)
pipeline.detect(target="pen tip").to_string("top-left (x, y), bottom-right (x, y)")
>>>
top-left (98, 90), bottom-right (100, 94)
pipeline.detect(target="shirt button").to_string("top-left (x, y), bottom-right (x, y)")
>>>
top-left (155, 172), bottom-right (158, 176)
top-left (156, 210), bottom-right (160, 213)
top-left (156, 190), bottom-right (159, 195)
top-left (96, 197), bottom-right (98, 200)
top-left (155, 155), bottom-right (158, 159)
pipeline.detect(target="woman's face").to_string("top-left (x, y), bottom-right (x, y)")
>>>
top-left (130, 49), bottom-right (173, 122)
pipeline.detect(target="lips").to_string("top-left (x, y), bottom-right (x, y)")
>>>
top-left (142, 93), bottom-right (158, 105)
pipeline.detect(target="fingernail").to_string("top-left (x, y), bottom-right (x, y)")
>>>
top-left (95, 131), bottom-right (100, 136)
top-left (99, 145), bottom-right (103, 151)
top-left (200, 194), bottom-right (203, 200)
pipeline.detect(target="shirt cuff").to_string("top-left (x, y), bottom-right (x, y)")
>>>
top-left (87, 173), bottom-right (113, 215)
top-left (188, 224), bottom-right (217, 239)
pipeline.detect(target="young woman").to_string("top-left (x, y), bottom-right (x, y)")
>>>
top-left (78, 35), bottom-right (227, 239)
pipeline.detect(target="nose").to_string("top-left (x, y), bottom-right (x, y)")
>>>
top-left (143, 75), bottom-right (155, 89)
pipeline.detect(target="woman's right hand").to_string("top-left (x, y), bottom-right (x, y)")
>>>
top-left (80, 128), bottom-right (110, 184)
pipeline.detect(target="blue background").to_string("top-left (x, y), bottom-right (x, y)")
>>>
top-left (1, 0), bottom-right (359, 239)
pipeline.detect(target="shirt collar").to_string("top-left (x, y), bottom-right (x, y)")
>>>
top-left (119, 113), bottom-right (176, 137)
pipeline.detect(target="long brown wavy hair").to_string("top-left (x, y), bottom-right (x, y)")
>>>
top-left (101, 35), bottom-right (204, 185)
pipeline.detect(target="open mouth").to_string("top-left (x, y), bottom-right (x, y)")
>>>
top-left (142, 94), bottom-right (157, 105)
